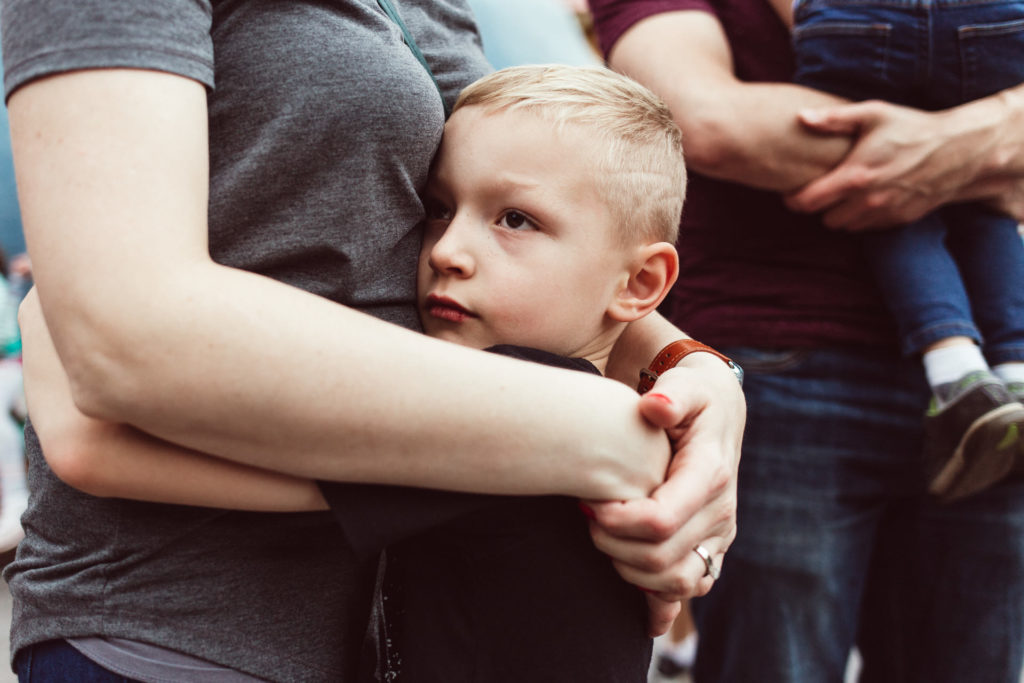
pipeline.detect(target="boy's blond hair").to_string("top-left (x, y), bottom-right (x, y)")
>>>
top-left (453, 64), bottom-right (686, 246)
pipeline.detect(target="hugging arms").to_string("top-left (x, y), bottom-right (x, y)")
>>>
top-left (12, 67), bottom-right (744, 630)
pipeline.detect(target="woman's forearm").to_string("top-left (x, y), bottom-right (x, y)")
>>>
top-left (21, 280), bottom-right (668, 503)
top-left (606, 312), bottom-right (685, 389)
top-left (49, 419), bottom-right (328, 512)
top-left (20, 291), bottom-right (321, 511)
top-left (13, 69), bottom-right (669, 503)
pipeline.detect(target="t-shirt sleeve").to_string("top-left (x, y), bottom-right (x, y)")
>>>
top-left (2, 0), bottom-right (215, 100)
top-left (589, 0), bottom-right (717, 59)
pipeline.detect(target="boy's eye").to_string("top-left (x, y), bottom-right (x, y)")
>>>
top-left (499, 210), bottom-right (534, 231)
top-left (424, 198), bottom-right (453, 222)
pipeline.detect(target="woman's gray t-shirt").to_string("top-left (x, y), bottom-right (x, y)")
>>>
top-left (0, 0), bottom-right (490, 680)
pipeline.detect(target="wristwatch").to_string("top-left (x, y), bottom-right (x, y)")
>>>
top-left (637, 339), bottom-right (744, 395)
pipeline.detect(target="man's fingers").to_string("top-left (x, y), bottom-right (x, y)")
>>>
top-left (785, 171), bottom-right (850, 214)
top-left (797, 101), bottom-right (881, 135)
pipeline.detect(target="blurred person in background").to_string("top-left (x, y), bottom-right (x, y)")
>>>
top-left (590, 0), bottom-right (1024, 681)
top-left (465, 0), bottom-right (601, 68)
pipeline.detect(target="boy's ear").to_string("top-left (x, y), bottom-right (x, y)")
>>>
top-left (607, 242), bottom-right (679, 323)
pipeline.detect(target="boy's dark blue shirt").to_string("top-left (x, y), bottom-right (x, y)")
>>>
top-left (319, 345), bottom-right (651, 682)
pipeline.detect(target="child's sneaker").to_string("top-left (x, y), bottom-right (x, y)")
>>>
top-left (924, 371), bottom-right (1024, 502)
top-left (1006, 382), bottom-right (1024, 476)
top-left (1007, 382), bottom-right (1024, 401)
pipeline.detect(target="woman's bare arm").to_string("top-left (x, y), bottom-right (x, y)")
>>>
top-left (20, 290), bottom-right (325, 511)
top-left (13, 68), bottom-right (668, 502)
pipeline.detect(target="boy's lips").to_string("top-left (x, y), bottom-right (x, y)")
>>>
top-left (424, 294), bottom-right (477, 323)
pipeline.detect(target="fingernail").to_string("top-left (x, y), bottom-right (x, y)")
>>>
top-left (647, 393), bottom-right (672, 405)
top-left (578, 502), bottom-right (596, 519)
top-left (799, 109), bottom-right (822, 123)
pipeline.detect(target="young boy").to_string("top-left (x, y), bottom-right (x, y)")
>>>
top-left (322, 63), bottom-right (688, 682)
top-left (25, 64), bottom-right (691, 680)
top-left (771, 0), bottom-right (1024, 502)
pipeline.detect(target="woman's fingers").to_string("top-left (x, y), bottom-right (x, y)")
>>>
top-left (644, 594), bottom-right (683, 637)
top-left (586, 430), bottom-right (735, 542)
top-left (588, 351), bottom-right (743, 624)
top-left (587, 503), bottom-right (734, 573)
top-left (608, 534), bottom-right (727, 601)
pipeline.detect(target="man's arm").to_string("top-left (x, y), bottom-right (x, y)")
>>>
top-left (606, 10), bottom-right (853, 193)
top-left (609, 11), bottom-right (1024, 229)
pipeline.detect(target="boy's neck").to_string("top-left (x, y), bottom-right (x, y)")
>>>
top-left (584, 350), bottom-right (611, 375)
top-left (575, 333), bottom-right (623, 375)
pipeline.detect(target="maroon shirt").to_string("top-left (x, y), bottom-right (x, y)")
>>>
top-left (591, 0), bottom-right (897, 349)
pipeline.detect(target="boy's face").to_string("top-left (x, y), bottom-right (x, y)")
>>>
top-left (417, 105), bottom-right (632, 359)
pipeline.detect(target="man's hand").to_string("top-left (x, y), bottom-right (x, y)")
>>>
top-left (785, 100), bottom-right (1003, 230)
top-left (584, 357), bottom-right (744, 635)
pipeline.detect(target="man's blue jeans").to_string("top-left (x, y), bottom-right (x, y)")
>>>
top-left (691, 347), bottom-right (1024, 682)
top-left (792, 0), bottom-right (1024, 361)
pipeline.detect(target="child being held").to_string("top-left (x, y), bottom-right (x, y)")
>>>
top-left (772, 0), bottom-right (1024, 501)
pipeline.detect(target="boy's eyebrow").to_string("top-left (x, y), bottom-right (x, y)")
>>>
top-left (491, 174), bottom-right (542, 191)
top-left (430, 170), bottom-right (544, 199)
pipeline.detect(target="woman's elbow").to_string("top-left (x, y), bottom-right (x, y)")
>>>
top-left (52, 318), bottom-right (155, 421)
top-left (24, 293), bottom-right (152, 421)
top-left (62, 354), bottom-right (137, 421)
top-left (41, 422), bottom-right (119, 497)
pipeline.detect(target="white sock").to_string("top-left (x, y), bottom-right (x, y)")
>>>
top-left (993, 362), bottom-right (1024, 387)
top-left (922, 343), bottom-right (989, 390)
top-left (667, 630), bottom-right (700, 667)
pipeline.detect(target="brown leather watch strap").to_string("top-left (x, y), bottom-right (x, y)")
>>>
top-left (637, 339), bottom-right (737, 395)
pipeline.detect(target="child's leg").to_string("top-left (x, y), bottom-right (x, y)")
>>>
top-left (864, 212), bottom-right (1024, 501)
top-left (945, 205), bottom-right (1024, 391)
top-left (864, 211), bottom-right (979, 357)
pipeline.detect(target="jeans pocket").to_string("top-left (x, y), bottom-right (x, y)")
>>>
top-left (793, 19), bottom-right (892, 99)
top-left (959, 14), bottom-right (1024, 101)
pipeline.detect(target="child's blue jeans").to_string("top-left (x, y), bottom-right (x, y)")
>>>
top-left (792, 0), bottom-right (1024, 363)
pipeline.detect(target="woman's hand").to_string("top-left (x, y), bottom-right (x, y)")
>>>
top-left (584, 354), bottom-right (745, 635)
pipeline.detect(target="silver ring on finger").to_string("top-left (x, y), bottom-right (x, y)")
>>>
top-left (693, 544), bottom-right (720, 580)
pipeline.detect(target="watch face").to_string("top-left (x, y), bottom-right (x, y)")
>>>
top-left (728, 361), bottom-right (745, 386)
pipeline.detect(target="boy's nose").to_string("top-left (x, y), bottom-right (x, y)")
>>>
top-left (428, 216), bottom-right (475, 277)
